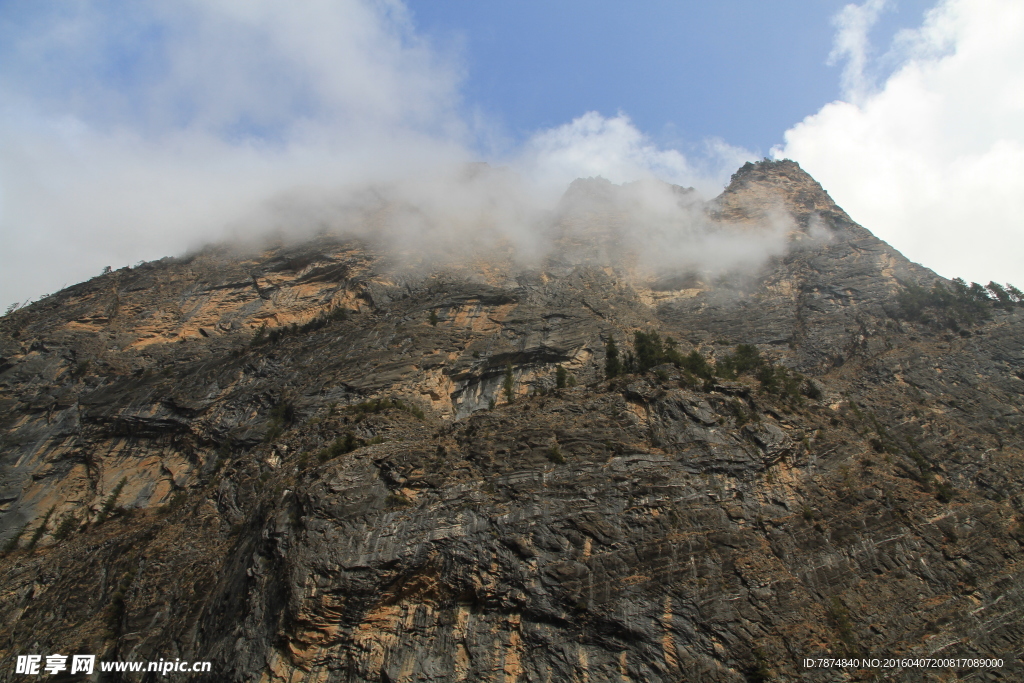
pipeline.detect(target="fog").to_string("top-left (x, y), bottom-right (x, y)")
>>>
top-left (0, 0), bottom-right (768, 311)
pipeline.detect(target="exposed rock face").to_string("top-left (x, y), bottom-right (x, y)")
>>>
top-left (1, 160), bottom-right (1023, 681)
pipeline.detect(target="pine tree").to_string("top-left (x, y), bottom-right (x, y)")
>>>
top-left (96, 477), bottom-right (128, 524)
top-left (1, 524), bottom-right (27, 554)
top-left (26, 506), bottom-right (56, 550)
top-left (503, 362), bottom-right (515, 404)
top-left (633, 331), bottom-right (665, 372)
top-left (1006, 283), bottom-right (1024, 304)
top-left (251, 323), bottom-right (267, 346)
top-left (986, 282), bottom-right (1015, 309)
top-left (556, 365), bottom-right (567, 389)
top-left (52, 512), bottom-right (80, 542)
top-left (605, 336), bottom-right (622, 379)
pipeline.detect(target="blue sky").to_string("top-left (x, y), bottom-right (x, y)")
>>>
top-left (406, 1), bottom-right (934, 155)
top-left (1, 0), bottom-right (1022, 310)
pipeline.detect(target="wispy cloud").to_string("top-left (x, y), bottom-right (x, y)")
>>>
top-left (828, 0), bottom-right (891, 104)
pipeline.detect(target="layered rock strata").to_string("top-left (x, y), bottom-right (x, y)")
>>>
top-left (1, 160), bottom-right (1022, 682)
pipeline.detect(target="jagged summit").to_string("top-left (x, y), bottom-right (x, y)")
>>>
top-left (711, 158), bottom-right (847, 226)
top-left (1, 163), bottom-right (1023, 681)
top-left (723, 158), bottom-right (827, 200)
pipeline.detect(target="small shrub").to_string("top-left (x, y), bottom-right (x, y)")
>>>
top-left (908, 449), bottom-right (932, 482)
top-left (338, 430), bottom-right (358, 453)
top-left (546, 445), bottom-right (565, 464)
top-left (265, 399), bottom-right (296, 442)
top-left (347, 397), bottom-right (424, 421)
top-left (728, 399), bottom-right (749, 427)
top-left (804, 379), bottom-right (823, 400)
top-left (71, 360), bottom-right (91, 379)
top-left (935, 481), bottom-right (956, 503)
top-left (839, 465), bottom-right (854, 490)
top-left (213, 444), bottom-right (231, 471)
top-left (827, 596), bottom-right (859, 655)
top-left (270, 400), bottom-right (296, 425)
top-left (317, 431), bottom-right (360, 462)
top-left (166, 491), bottom-right (188, 510)
top-left (747, 647), bottom-right (772, 683)
top-left (387, 492), bottom-right (413, 507)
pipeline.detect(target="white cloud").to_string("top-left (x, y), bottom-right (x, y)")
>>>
top-left (829, 0), bottom-right (891, 104)
top-left (776, 0), bottom-right (1024, 287)
top-left (0, 2), bottom-right (759, 311)
top-left (516, 112), bottom-right (752, 200)
top-left (0, 0), bottom-right (470, 309)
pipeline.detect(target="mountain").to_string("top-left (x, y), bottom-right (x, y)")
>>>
top-left (1, 160), bottom-right (1022, 681)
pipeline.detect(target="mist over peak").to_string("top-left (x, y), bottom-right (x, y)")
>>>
top-left (0, 1), bottom-right (756, 311)
top-left (195, 159), bottom-right (807, 293)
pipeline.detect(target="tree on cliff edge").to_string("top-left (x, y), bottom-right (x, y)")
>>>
top-left (503, 362), bottom-right (515, 404)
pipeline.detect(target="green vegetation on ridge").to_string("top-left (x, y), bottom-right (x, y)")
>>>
top-left (896, 277), bottom-right (1022, 330)
top-left (605, 332), bottom-right (809, 404)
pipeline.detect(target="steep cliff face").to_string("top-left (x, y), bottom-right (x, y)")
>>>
top-left (1, 160), bottom-right (1023, 681)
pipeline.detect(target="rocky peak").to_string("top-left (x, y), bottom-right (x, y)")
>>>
top-left (711, 158), bottom-right (849, 228)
